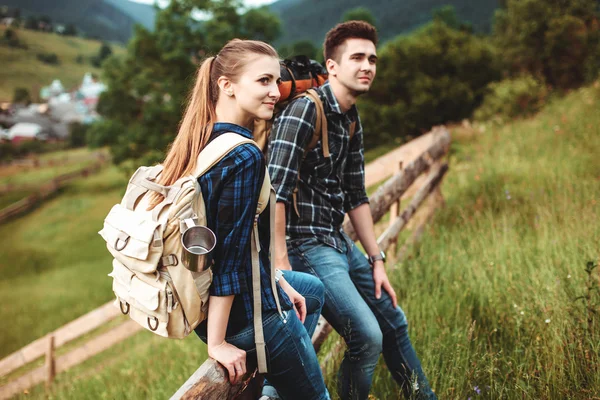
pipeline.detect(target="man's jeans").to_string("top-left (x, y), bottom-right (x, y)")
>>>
top-left (197, 271), bottom-right (329, 400)
top-left (288, 235), bottom-right (436, 400)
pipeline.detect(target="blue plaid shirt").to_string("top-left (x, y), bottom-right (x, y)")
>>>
top-left (268, 81), bottom-right (369, 252)
top-left (197, 123), bottom-right (291, 335)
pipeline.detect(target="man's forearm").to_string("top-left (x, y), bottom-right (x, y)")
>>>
top-left (347, 203), bottom-right (380, 258)
top-left (275, 202), bottom-right (292, 270)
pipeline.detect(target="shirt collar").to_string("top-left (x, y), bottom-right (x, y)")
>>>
top-left (212, 122), bottom-right (253, 140)
top-left (321, 80), bottom-right (358, 118)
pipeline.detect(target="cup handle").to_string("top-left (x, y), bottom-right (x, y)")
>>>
top-left (182, 217), bottom-right (197, 231)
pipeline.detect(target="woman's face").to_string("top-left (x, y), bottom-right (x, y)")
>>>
top-left (230, 55), bottom-right (281, 121)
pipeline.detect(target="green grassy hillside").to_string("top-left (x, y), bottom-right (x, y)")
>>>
top-left (1, 81), bottom-right (599, 398)
top-left (0, 27), bottom-right (124, 101)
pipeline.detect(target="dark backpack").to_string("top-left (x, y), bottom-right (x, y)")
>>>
top-left (254, 56), bottom-right (355, 215)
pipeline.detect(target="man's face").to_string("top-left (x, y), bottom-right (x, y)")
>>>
top-left (327, 38), bottom-right (377, 96)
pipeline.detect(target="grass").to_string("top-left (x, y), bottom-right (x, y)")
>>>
top-left (0, 165), bottom-right (128, 357)
top-left (0, 27), bottom-right (124, 101)
top-left (2, 82), bottom-right (599, 398)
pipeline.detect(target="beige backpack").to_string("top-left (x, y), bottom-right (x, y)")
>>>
top-left (99, 133), bottom-right (280, 373)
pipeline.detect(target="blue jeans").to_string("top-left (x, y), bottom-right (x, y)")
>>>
top-left (197, 271), bottom-right (329, 400)
top-left (288, 235), bottom-right (436, 400)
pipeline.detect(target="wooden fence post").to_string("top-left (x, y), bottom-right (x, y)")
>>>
top-left (45, 335), bottom-right (55, 387)
top-left (387, 161), bottom-right (403, 259)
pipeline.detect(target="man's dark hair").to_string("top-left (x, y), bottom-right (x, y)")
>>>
top-left (323, 21), bottom-right (378, 63)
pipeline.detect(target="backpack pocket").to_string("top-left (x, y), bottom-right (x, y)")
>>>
top-left (99, 204), bottom-right (163, 274)
top-left (108, 260), bottom-right (170, 337)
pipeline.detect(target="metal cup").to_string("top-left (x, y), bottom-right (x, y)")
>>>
top-left (180, 218), bottom-right (216, 272)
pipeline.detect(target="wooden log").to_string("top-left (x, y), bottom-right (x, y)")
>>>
top-left (392, 187), bottom-right (442, 269)
top-left (387, 161), bottom-right (403, 259)
top-left (169, 359), bottom-right (252, 400)
top-left (311, 316), bottom-right (333, 354)
top-left (377, 163), bottom-right (448, 251)
top-left (364, 126), bottom-right (449, 187)
top-left (344, 129), bottom-right (450, 241)
top-left (0, 301), bottom-right (120, 377)
top-left (45, 336), bottom-right (55, 387)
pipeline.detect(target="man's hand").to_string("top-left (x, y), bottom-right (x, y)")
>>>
top-left (207, 341), bottom-right (247, 384)
top-left (279, 277), bottom-right (307, 323)
top-left (373, 261), bottom-right (397, 308)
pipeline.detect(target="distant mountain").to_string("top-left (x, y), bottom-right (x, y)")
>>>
top-left (103, 0), bottom-right (156, 31)
top-left (0, 0), bottom-right (155, 43)
top-left (268, 0), bottom-right (501, 46)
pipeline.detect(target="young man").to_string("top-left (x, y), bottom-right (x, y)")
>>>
top-left (268, 21), bottom-right (436, 400)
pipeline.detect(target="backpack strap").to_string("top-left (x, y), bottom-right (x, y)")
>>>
top-left (289, 89), bottom-right (328, 217)
top-left (193, 132), bottom-right (255, 177)
top-left (303, 89), bottom-right (328, 157)
top-left (252, 172), bottom-right (282, 374)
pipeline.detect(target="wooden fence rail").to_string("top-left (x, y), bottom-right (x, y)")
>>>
top-left (172, 127), bottom-right (451, 400)
top-left (0, 158), bottom-right (107, 224)
top-left (0, 301), bottom-right (120, 378)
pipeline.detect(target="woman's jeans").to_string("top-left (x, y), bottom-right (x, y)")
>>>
top-left (288, 235), bottom-right (436, 400)
top-left (197, 270), bottom-right (329, 400)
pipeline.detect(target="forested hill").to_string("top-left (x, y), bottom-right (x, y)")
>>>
top-left (0, 0), bottom-right (155, 43)
top-left (269, 0), bottom-right (501, 45)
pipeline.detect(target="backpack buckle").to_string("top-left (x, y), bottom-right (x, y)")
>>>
top-left (119, 301), bottom-right (130, 315)
top-left (147, 316), bottom-right (159, 331)
top-left (114, 235), bottom-right (130, 251)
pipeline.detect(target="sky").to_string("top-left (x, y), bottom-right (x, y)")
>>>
top-left (129, 0), bottom-right (277, 8)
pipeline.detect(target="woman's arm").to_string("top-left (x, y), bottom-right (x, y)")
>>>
top-left (207, 295), bottom-right (247, 384)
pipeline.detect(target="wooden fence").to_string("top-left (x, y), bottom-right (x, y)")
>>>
top-left (0, 127), bottom-right (450, 399)
top-left (0, 301), bottom-right (142, 400)
top-left (0, 155), bottom-right (108, 224)
top-left (171, 126), bottom-right (451, 400)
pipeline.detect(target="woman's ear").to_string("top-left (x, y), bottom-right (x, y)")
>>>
top-left (217, 76), bottom-right (234, 97)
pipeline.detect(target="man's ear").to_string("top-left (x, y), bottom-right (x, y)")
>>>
top-left (326, 58), bottom-right (338, 77)
top-left (217, 75), bottom-right (233, 96)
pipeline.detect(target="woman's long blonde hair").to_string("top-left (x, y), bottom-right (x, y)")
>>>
top-left (148, 39), bottom-right (278, 208)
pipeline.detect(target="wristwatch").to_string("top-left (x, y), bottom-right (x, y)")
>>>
top-left (367, 250), bottom-right (386, 266)
top-left (274, 268), bottom-right (284, 283)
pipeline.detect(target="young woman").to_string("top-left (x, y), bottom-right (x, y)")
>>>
top-left (150, 39), bottom-right (329, 400)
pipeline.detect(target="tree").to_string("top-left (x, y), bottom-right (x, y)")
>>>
top-left (13, 87), bottom-right (31, 105)
top-left (432, 5), bottom-right (472, 32)
top-left (241, 6), bottom-right (281, 42)
top-left (93, 0), bottom-right (282, 168)
top-left (359, 20), bottom-right (500, 148)
top-left (290, 40), bottom-right (317, 59)
top-left (342, 7), bottom-right (376, 27)
top-left (493, 0), bottom-right (600, 89)
top-left (64, 24), bottom-right (77, 36)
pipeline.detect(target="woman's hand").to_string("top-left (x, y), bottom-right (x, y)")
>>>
top-left (279, 277), bottom-right (306, 323)
top-left (207, 341), bottom-right (247, 384)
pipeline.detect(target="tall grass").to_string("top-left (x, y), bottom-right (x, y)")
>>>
top-left (366, 82), bottom-right (600, 399)
top-left (2, 82), bottom-right (599, 399)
